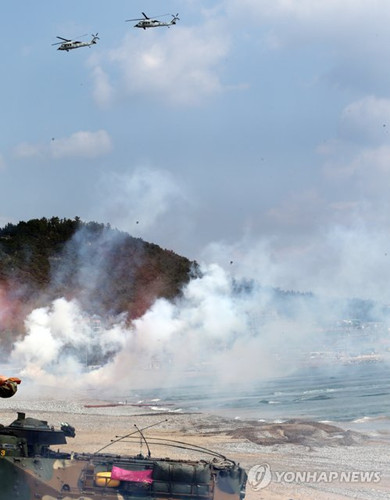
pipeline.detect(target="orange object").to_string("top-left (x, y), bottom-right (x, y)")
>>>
top-left (8, 378), bottom-right (21, 384)
top-left (0, 376), bottom-right (21, 386)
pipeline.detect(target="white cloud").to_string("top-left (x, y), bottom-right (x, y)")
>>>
top-left (14, 130), bottom-right (112, 160)
top-left (226, 0), bottom-right (388, 35)
top-left (340, 96), bottom-right (390, 144)
top-left (14, 142), bottom-right (43, 159)
top-left (90, 22), bottom-right (230, 106)
top-left (225, 0), bottom-right (390, 76)
top-left (90, 64), bottom-right (114, 108)
top-left (228, 0), bottom-right (374, 19)
top-left (50, 130), bottom-right (112, 159)
top-left (325, 145), bottom-right (390, 189)
top-left (321, 96), bottom-right (390, 194)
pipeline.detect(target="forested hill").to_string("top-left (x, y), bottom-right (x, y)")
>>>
top-left (0, 217), bottom-right (198, 339)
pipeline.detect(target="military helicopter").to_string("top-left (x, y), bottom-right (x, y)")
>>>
top-left (52, 33), bottom-right (99, 52)
top-left (126, 12), bottom-right (180, 29)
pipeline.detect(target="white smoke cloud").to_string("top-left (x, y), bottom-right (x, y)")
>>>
top-left (10, 298), bottom-right (128, 393)
top-left (202, 223), bottom-right (390, 304)
top-left (9, 263), bottom-right (316, 395)
top-left (92, 166), bottom-right (193, 243)
top-left (6, 225), bottom-right (390, 400)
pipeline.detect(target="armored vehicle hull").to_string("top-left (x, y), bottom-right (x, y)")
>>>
top-left (0, 412), bottom-right (247, 500)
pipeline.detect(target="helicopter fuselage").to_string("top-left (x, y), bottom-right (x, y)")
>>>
top-left (58, 40), bottom-right (97, 51)
top-left (134, 20), bottom-right (176, 29)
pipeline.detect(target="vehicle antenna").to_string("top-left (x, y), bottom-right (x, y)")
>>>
top-left (93, 419), bottom-right (168, 454)
top-left (134, 423), bottom-right (151, 457)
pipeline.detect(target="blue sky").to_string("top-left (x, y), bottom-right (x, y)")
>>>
top-left (2, 0), bottom-right (390, 301)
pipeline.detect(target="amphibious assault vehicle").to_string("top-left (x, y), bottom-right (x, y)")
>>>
top-left (0, 412), bottom-right (247, 500)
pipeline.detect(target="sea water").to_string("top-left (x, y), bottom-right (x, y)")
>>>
top-left (134, 362), bottom-right (390, 433)
top-left (4, 361), bottom-right (390, 434)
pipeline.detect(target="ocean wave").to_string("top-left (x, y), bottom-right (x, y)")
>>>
top-left (302, 388), bottom-right (338, 394)
top-left (359, 392), bottom-right (390, 398)
top-left (293, 394), bottom-right (334, 402)
top-left (352, 415), bottom-right (390, 423)
top-left (150, 406), bottom-right (181, 412)
top-left (302, 394), bottom-right (333, 401)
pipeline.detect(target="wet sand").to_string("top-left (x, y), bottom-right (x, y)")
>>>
top-left (0, 400), bottom-right (389, 499)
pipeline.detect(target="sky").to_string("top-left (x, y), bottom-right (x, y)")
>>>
top-left (2, 1), bottom-right (390, 302)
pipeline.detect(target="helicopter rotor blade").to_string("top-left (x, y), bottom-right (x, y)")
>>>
top-left (126, 12), bottom-right (171, 22)
top-left (54, 33), bottom-right (88, 43)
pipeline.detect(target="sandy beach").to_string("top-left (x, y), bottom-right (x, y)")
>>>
top-left (0, 398), bottom-right (389, 499)
top-left (0, 400), bottom-right (390, 500)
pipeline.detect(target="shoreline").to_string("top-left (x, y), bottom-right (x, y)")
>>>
top-left (0, 400), bottom-right (389, 498)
